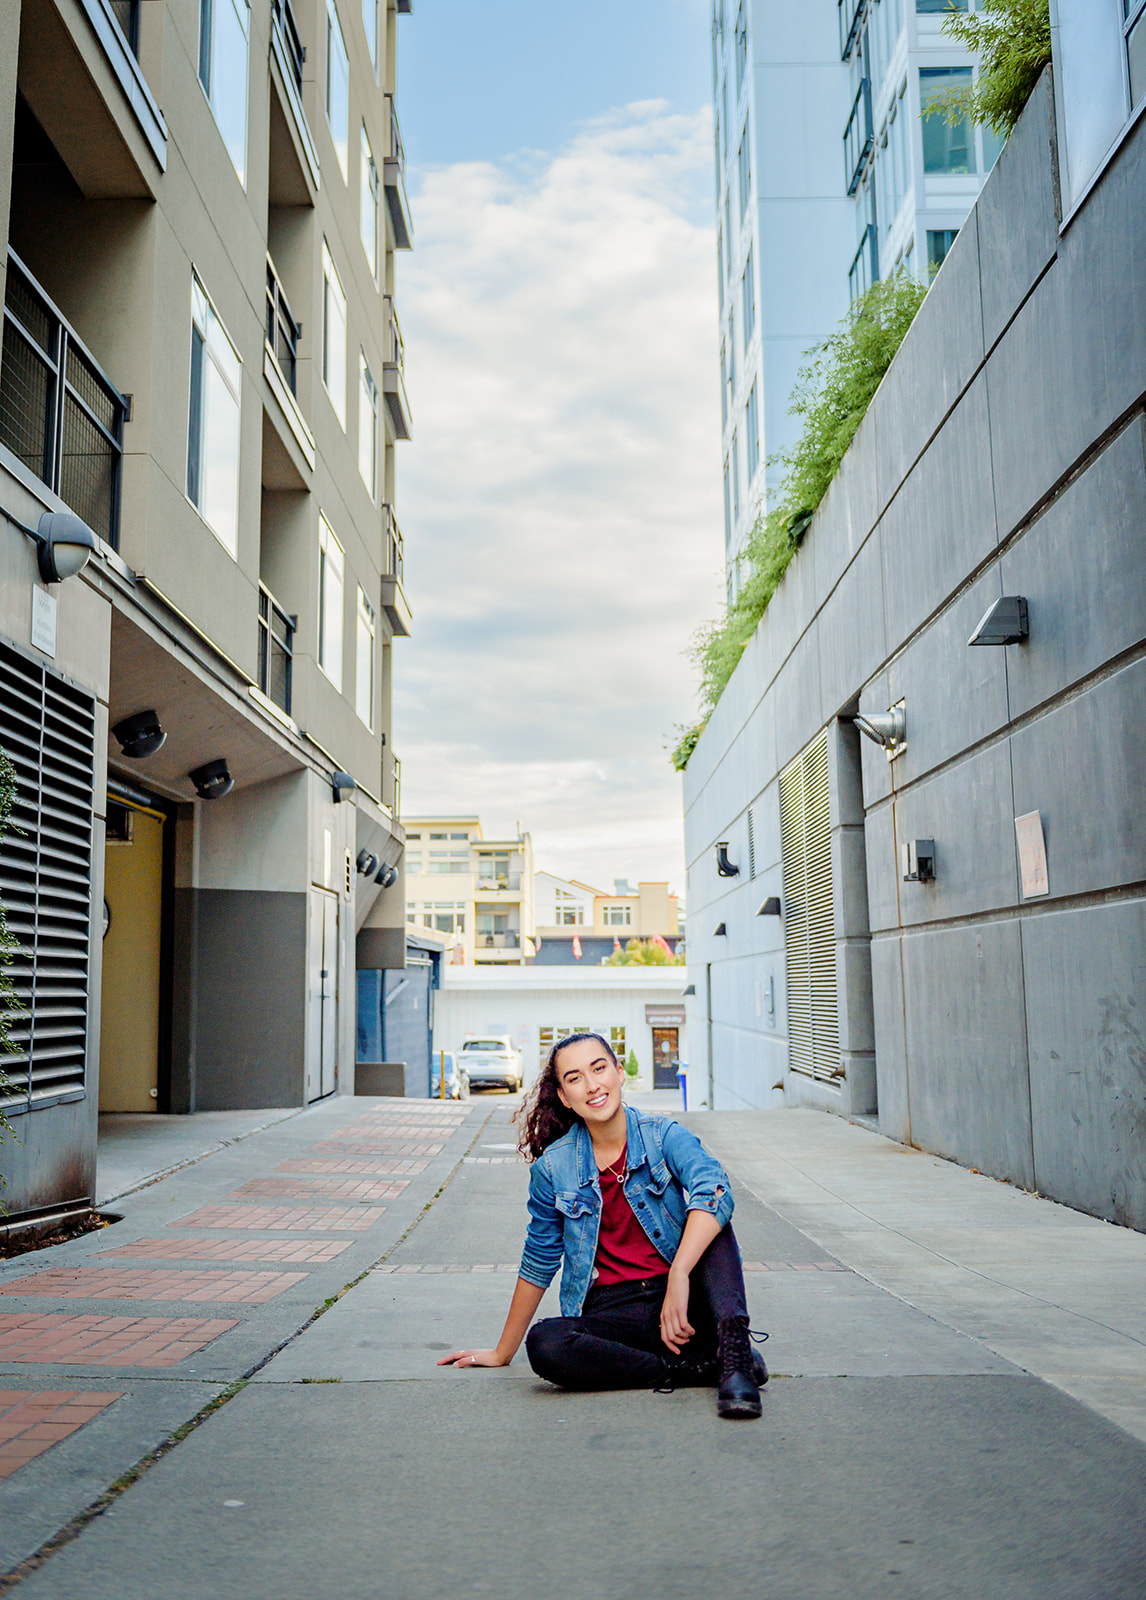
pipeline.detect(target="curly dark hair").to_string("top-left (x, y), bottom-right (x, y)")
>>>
top-left (515, 1032), bottom-right (618, 1162)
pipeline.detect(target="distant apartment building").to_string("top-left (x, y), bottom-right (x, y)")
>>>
top-left (714, 0), bottom-right (999, 596)
top-left (533, 873), bottom-right (681, 965)
top-left (0, 0), bottom-right (415, 1228)
top-left (403, 817), bottom-right (536, 965)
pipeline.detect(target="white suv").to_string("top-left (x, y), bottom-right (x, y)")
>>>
top-left (459, 1036), bottom-right (523, 1092)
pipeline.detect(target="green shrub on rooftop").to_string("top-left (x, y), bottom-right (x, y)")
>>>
top-left (672, 270), bottom-right (927, 771)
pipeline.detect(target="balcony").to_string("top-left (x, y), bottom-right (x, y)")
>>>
top-left (382, 297), bottom-right (412, 440)
top-left (476, 932), bottom-right (521, 950)
top-left (837, 0), bottom-right (867, 61)
top-left (263, 254), bottom-right (314, 476)
top-left (107, 0), bottom-right (139, 56)
top-left (266, 258), bottom-right (301, 395)
top-left (380, 505), bottom-right (412, 636)
top-left (849, 223), bottom-right (879, 302)
top-left (0, 251), bottom-right (127, 547)
top-left (384, 97), bottom-right (413, 250)
top-left (257, 584), bottom-right (296, 716)
top-left (476, 875), bottom-right (522, 893)
top-left (269, 0), bottom-right (319, 202)
top-left (843, 78), bottom-right (873, 196)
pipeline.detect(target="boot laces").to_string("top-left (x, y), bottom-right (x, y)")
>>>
top-left (718, 1317), bottom-right (768, 1380)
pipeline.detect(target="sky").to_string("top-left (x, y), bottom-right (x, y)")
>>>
top-left (392, 1), bottom-right (722, 899)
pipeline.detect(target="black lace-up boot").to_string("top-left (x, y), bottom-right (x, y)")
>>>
top-left (716, 1315), bottom-right (765, 1419)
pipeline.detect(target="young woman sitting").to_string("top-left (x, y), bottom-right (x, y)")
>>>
top-left (438, 1031), bottom-right (766, 1419)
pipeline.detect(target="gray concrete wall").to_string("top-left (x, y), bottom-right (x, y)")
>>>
top-left (683, 72), bottom-right (1146, 1229)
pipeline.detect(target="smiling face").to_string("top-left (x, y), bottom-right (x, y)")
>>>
top-left (553, 1036), bottom-right (626, 1130)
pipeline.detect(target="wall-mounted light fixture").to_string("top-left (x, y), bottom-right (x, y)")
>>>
top-left (713, 921), bottom-right (727, 937)
top-left (356, 850), bottom-right (379, 877)
top-left (374, 862), bottom-right (398, 888)
top-left (756, 896), bottom-right (782, 917)
top-left (715, 842), bottom-right (740, 876)
top-left (7, 509), bottom-right (98, 583)
top-left (968, 595), bottom-right (1028, 646)
top-left (332, 771), bottom-right (357, 803)
top-left (681, 983), bottom-right (696, 997)
top-left (900, 839), bottom-right (936, 882)
top-left (853, 702), bottom-right (906, 761)
top-left (112, 709), bottom-right (166, 759)
top-left (189, 758), bottom-right (233, 800)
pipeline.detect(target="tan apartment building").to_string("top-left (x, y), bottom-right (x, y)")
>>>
top-left (403, 817), bottom-right (535, 966)
top-left (533, 872), bottom-right (681, 965)
top-left (0, 0), bottom-right (414, 1230)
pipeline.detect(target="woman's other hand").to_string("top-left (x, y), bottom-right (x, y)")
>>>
top-left (437, 1348), bottom-right (508, 1368)
top-left (659, 1271), bottom-right (695, 1354)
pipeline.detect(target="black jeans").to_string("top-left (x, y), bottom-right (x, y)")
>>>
top-left (525, 1225), bottom-right (749, 1390)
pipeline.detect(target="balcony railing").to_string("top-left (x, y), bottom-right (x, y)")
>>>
top-left (837, 0), bottom-right (867, 60)
top-left (0, 251), bottom-right (127, 548)
top-left (476, 932), bottom-right (520, 950)
top-left (392, 752), bottom-right (401, 819)
top-left (383, 95), bottom-right (413, 249)
top-left (257, 584), bottom-right (296, 715)
top-left (843, 78), bottom-right (873, 195)
top-left (108, 0), bottom-right (140, 56)
top-left (476, 875), bottom-right (522, 892)
top-left (265, 257), bottom-right (301, 395)
top-left (271, 0), bottom-right (306, 94)
top-left (384, 504), bottom-right (404, 584)
top-left (382, 296), bottom-right (412, 439)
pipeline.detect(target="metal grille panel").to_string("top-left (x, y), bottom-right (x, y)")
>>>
top-left (0, 640), bottom-right (95, 1107)
top-left (779, 730), bottom-right (839, 1082)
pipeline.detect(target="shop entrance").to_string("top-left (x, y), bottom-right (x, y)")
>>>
top-left (652, 1026), bottom-right (680, 1090)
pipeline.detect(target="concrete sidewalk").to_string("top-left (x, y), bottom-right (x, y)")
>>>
top-left (1, 1097), bottom-right (1143, 1598)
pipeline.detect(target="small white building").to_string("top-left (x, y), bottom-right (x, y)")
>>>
top-left (433, 967), bottom-right (691, 1093)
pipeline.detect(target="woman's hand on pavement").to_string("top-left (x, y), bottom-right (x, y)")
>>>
top-left (437, 1348), bottom-right (508, 1368)
top-left (659, 1272), bottom-right (695, 1355)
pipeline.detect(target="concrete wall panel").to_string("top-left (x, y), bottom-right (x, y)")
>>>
top-left (818, 533), bottom-right (886, 722)
top-left (894, 740), bottom-right (1020, 925)
top-left (975, 72), bottom-right (1059, 349)
top-left (870, 933), bottom-right (909, 1141)
top-left (1023, 900), bottom-right (1146, 1229)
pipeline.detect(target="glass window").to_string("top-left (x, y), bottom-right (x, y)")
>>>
top-left (358, 351), bottom-right (377, 498)
top-left (609, 1027), bottom-right (626, 1061)
top-left (737, 123), bottom-right (751, 215)
top-left (322, 242), bottom-right (347, 427)
top-left (920, 68), bottom-right (975, 173)
top-left (724, 196), bottom-right (732, 259)
top-left (603, 905), bottom-right (632, 927)
top-left (741, 247), bottom-right (755, 345)
top-left (735, 4), bottom-right (748, 88)
top-left (731, 434), bottom-right (740, 521)
top-left (927, 228), bottom-right (959, 274)
top-left (362, 0), bottom-right (377, 71)
top-left (745, 383), bottom-right (759, 483)
top-left (716, 230), bottom-right (724, 312)
top-left (719, 344), bottom-right (728, 426)
top-left (198, 0), bottom-right (249, 183)
top-left (917, 0), bottom-right (966, 9)
top-left (727, 312), bottom-right (737, 396)
top-left (1129, 0), bottom-right (1146, 108)
top-left (318, 514), bottom-right (344, 690)
top-left (355, 586), bottom-right (375, 728)
top-left (187, 277), bottom-right (241, 557)
top-left (723, 463), bottom-right (731, 548)
top-left (360, 125), bottom-right (378, 277)
top-left (326, 0), bottom-right (350, 182)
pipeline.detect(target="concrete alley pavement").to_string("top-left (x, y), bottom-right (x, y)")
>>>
top-left (1, 1095), bottom-right (1144, 1599)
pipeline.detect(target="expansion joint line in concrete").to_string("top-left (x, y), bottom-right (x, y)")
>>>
top-left (97, 1107), bottom-right (311, 1207)
top-left (0, 1379), bottom-right (247, 1594)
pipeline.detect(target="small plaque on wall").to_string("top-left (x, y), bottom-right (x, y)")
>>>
top-left (31, 586), bottom-right (57, 657)
top-left (1014, 811), bottom-right (1048, 898)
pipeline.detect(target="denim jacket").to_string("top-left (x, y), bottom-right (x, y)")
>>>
top-left (518, 1104), bottom-right (735, 1316)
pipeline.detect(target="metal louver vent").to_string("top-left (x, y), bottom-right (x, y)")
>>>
top-left (778, 729), bottom-right (839, 1082)
top-left (747, 807), bottom-right (756, 880)
top-left (0, 639), bottom-right (95, 1109)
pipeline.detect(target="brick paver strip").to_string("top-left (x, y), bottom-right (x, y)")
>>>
top-left (305, 1139), bottom-right (442, 1157)
top-left (463, 1157), bottom-right (520, 1165)
top-left (0, 1389), bottom-right (121, 1479)
top-left (169, 1205), bottom-right (385, 1231)
top-left (0, 1268), bottom-right (308, 1304)
top-left (226, 1177), bottom-right (408, 1201)
top-left (275, 1158), bottom-right (430, 1177)
top-left (0, 1314), bottom-right (237, 1367)
top-left (95, 1237), bottom-right (352, 1263)
top-left (328, 1127), bottom-right (448, 1144)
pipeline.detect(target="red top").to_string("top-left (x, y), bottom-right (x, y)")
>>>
top-left (594, 1150), bottom-right (671, 1284)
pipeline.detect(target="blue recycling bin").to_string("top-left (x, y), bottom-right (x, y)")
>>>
top-left (677, 1066), bottom-right (688, 1111)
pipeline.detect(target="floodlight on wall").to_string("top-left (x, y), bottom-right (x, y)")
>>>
top-left (900, 839), bottom-right (936, 882)
top-left (332, 771), bottom-right (357, 803)
top-left (715, 842), bottom-right (740, 877)
top-left (968, 595), bottom-right (1028, 646)
top-left (756, 896), bottom-right (782, 917)
top-left (682, 984), bottom-right (696, 996)
top-left (713, 921), bottom-right (727, 937)
top-left (189, 758), bottom-right (233, 800)
top-left (112, 710), bottom-right (167, 759)
top-left (6, 508), bottom-right (97, 582)
top-left (375, 863), bottom-right (398, 888)
top-left (852, 702), bottom-right (906, 761)
top-left (356, 850), bottom-right (379, 877)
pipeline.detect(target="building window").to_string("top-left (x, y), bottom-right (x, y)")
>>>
top-left (257, 585), bottom-right (294, 714)
top-left (322, 242), bottom-right (347, 427)
top-left (723, 463), bottom-right (732, 549)
top-left (554, 888), bottom-right (585, 926)
top-left (731, 434), bottom-right (740, 522)
top-left (745, 383), bottom-right (759, 483)
top-left (735, 3), bottom-right (748, 89)
top-left (737, 123), bottom-right (751, 216)
top-left (428, 849), bottom-right (470, 874)
top-left (318, 514), bottom-right (344, 690)
top-left (917, 0), bottom-right (967, 9)
top-left (719, 344), bottom-right (728, 426)
top-left (355, 586), bottom-right (375, 728)
top-left (326, 0), bottom-right (350, 182)
top-left (727, 313), bottom-right (737, 397)
top-left (1128, 0), bottom-right (1146, 109)
top-left (187, 276), bottom-right (241, 557)
top-left (198, 0), bottom-right (249, 183)
top-left (741, 247), bottom-right (754, 345)
top-left (716, 230), bottom-right (724, 312)
top-left (362, 0), bottom-right (377, 71)
top-left (927, 228), bottom-right (959, 275)
top-left (724, 195), bottom-right (732, 259)
top-left (424, 902), bottom-right (465, 934)
top-left (358, 351), bottom-right (377, 498)
top-left (361, 125), bottom-right (379, 277)
top-left (602, 905), bottom-right (632, 927)
top-left (609, 1026), bottom-right (627, 1061)
top-left (539, 1026), bottom-right (591, 1069)
top-left (920, 68), bottom-right (975, 173)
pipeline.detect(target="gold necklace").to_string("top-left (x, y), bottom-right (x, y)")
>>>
top-left (600, 1149), bottom-right (627, 1184)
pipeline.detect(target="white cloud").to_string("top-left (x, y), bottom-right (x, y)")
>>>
top-left (394, 102), bottom-right (724, 893)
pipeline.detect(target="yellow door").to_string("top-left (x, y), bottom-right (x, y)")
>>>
top-left (99, 808), bottom-right (163, 1111)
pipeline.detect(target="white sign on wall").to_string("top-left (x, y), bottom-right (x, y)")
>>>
top-left (30, 586), bottom-right (57, 658)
